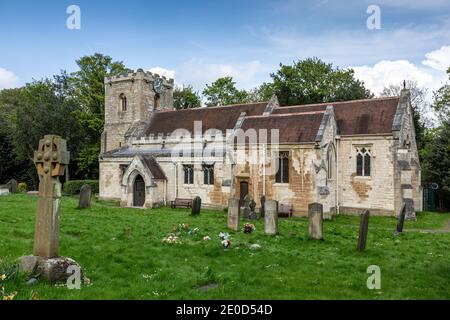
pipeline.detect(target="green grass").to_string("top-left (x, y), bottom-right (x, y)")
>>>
top-left (0, 194), bottom-right (449, 300)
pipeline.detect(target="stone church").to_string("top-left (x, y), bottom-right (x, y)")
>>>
top-left (99, 69), bottom-right (422, 218)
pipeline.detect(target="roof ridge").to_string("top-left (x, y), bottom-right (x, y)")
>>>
top-left (277, 96), bottom-right (400, 109)
top-left (245, 111), bottom-right (325, 119)
top-left (156, 101), bottom-right (269, 114)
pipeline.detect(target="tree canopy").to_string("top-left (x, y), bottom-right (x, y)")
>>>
top-left (173, 85), bottom-right (202, 110)
top-left (202, 77), bottom-right (249, 107)
top-left (257, 58), bottom-right (372, 106)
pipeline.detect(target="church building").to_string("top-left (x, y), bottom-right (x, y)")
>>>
top-left (99, 69), bottom-right (422, 218)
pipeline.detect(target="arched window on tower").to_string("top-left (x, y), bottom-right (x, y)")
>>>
top-left (154, 93), bottom-right (161, 110)
top-left (119, 94), bottom-right (127, 112)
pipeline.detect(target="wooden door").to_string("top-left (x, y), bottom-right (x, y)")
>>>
top-left (133, 175), bottom-right (146, 207)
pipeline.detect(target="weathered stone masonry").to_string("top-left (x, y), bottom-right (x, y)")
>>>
top-left (99, 69), bottom-right (422, 217)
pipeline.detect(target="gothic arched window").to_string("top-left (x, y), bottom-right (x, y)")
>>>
top-left (119, 94), bottom-right (127, 112)
top-left (356, 147), bottom-right (371, 177)
top-left (154, 93), bottom-right (161, 109)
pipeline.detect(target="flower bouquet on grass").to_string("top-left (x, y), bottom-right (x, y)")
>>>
top-left (243, 223), bottom-right (256, 234)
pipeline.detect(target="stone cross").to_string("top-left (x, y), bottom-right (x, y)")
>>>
top-left (227, 198), bottom-right (240, 231)
top-left (357, 210), bottom-right (370, 251)
top-left (33, 135), bottom-right (69, 258)
top-left (264, 200), bottom-right (278, 235)
top-left (308, 203), bottom-right (323, 240)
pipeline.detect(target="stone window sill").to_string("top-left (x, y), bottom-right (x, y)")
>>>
top-left (354, 176), bottom-right (371, 180)
top-left (273, 183), bottom-right (289, 187)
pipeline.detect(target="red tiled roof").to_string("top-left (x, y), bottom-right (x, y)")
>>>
top-left (240, 112), bottom-right (325, 143)
top-left (273, 97), bottom-right (400, 135)
top-left (144, 102), bottom-right (268, 136)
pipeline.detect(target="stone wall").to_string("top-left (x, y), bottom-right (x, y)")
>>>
top-left (337, 135), bottom-right (396, 215)
top-left (103, 70), bottom-right (174, 152)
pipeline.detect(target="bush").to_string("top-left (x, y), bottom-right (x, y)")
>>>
top-left (18, 182), bottom-right (27, 193)
top-left (63, 180), bottom-right (99, 195)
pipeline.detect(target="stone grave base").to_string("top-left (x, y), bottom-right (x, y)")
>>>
top-left (19, 255), bottom-right (83, 283)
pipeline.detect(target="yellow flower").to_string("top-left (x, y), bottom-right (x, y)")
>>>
top-left (3, 291), bottom-right (17, 300)
top-left (0, 274), bottom-right (6, 281)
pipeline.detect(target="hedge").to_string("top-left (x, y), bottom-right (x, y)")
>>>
top-left (63, 180), bottom-right (99, 195)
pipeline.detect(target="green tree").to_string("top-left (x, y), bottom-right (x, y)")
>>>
top-left (69, 53), bottom-right (130, 178)
top-left (202, 77), bottom-right (249, 107)
top-left (256, 58), bottom-right (372, 106)
top-left (421, 67), bottom-right (450, 209)
top-left (0, 88), bottom-right (30, 184)
top-left (433, 67), bottom-right (450, 122)
top-left (173, 85), bottom-right (202, 110)
top-left (6, 76), bottom-right (82, 187)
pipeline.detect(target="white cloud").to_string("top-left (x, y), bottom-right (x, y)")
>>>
top-left (177, 60), bottom-right (271, 90)
top-left (350, 60), bottom-right (434, 95)
top-left (422, 45), bottom-right (450, 71)
top-left (0, 68), bottom-right (19, 90)
top-left (148, 67), bottom-right (175, 80)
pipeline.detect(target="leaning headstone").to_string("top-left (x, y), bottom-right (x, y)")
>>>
top-left (19, 135), bottom-right (83, 283)
top-left (242, 195), bottom-right (251, 219)
top-left (191, 196), bottom-right (202, 215)
top-left (260, 196), bottom-right (266, 218)
top-left (308, 203), bottom-right (324, 240)
top-left (7, 179), bottom-right (18, 193)
top-left (357, 210), bottom-right (370, 251)
top-left (78, 185), bottom-right (92, 209)
top-left (264, 200), bottom-right (278, 235)
top-left (395, 203), bottom-right (407, 236)
top-left (227, 198), bottom-right (240, 231)
top-left (248, 200), bottom-right (257, 220)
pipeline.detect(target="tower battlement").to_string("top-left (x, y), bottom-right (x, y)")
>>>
top-left (105, 69), bottom-right (174, 88)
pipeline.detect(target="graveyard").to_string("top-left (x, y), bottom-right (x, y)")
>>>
top-left (0, 193), bottom-right (449, 300)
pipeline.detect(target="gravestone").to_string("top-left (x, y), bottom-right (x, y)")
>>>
top-left (227, 198), bottom-right (240, 231)
top-left (242, 195), bottom-right (251, 219)
top-left (248, 199), bottom-right (257, 220)
top-left (395, 203), bottom-right (407, 236)
top-left (308, 203), bottom-right (323, 240)
top-left (264, 200), bottom-right (278, 235)
top-left (357, 210), bottom-right (370, 251)
top-left (78, 185), bottom-right (92, 209)
top-left (19, 135), bottom-right (83, 283)
top-left (260, 196), bottom-right (266, 218)
top-left (191, 196), bottom-right (202, 215)
top-left (7, 179), bottom-right (18, 193)
top-left (0, 186), bottom-right (9, 196)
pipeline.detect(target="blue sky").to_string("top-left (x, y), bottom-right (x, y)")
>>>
top-left (1, 0), bottom-right (450, 97)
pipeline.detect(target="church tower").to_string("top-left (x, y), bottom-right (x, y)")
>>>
top-left (102, 69), bottom-right (174, 153)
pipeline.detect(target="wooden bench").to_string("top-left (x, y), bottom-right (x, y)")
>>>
top-left (278, 204), bottom-right (293, 218)
top-left (171, 198), bottom-right (193, 209)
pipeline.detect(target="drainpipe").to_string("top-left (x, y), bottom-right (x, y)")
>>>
top-left (164, 180), bottom-right (167, 206)
top-left (262, 143), bottom-right (266, 196)
top-left (335, 135), bottom-right (341, 215)
top-left (173, 162), bottom-right (178, 198)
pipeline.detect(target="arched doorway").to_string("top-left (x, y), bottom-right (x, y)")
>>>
top-left (133, 175), bottom-right (146, 207)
